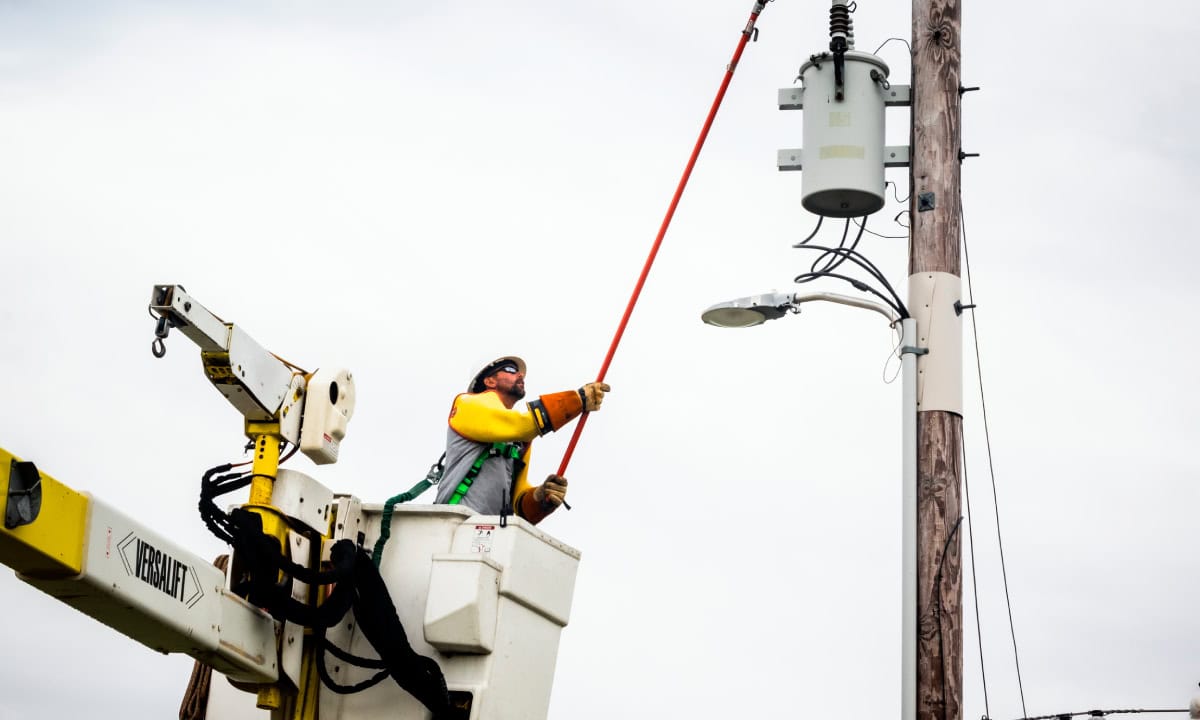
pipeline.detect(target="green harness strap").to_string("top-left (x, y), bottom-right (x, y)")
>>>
top-left (372, 442), bottom-right (522, 567)
top-left (446, 442), bottom-right (521, 505)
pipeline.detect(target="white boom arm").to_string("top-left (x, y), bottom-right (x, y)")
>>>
top-left (149, 284), bottom-right (296, 422)
top-left (148, 284), bottom-right (355, 464)
top-left (17, 481), bottom-right (280, 683)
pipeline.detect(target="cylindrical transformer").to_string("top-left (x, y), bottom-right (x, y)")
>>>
top-left (799, 51), bottom-right (890, 217)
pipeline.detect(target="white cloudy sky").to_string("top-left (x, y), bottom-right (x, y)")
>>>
top-left (1, 1), bottom-right (1198, 719)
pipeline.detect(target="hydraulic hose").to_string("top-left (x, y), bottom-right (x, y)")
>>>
top-left (556, 0), bottom-right (771, 478)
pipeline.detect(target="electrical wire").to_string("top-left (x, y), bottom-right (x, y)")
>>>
top-left (936, 516), bottom-right (964, 720)
top-left (791, 215), bottom-right (910, 316)
top-left (796, 215), bottom-right (824, 246)
top-left (556, 0), bottom-right (773, 477)
top-left (852, 217), bottom-right (908, 240)
top-left (963, 427), bottom-right (991, 720)
top-left (882, 321), bottom-right (903, 384)
top-left (790, 243), bottom-right (909, 316)
top-left (811, 218), bottom-right (865, 276)
top-left (961, 188), bottom-right (1028, 717)
top-left (794, 241), bottom-right (890, 292)
top-left (873, 36), bottom-right (913, 55)
top-left (1016, 710), bottom-right (1190, 720)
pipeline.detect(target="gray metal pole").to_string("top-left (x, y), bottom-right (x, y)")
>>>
top-left (901, 317), bottom-right (918, 720)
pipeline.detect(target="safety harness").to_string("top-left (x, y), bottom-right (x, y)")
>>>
top-left (445, 442), bottom-right (523, 506)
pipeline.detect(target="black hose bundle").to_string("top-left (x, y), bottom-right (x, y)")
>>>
top-left (199, 463), bottom-right (451, 717)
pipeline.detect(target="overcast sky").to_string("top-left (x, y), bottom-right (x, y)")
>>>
top-left (1, 1), bottom-right (1198, 719)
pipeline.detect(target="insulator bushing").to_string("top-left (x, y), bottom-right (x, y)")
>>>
top-left (829, 2), bottom-right (855, 49)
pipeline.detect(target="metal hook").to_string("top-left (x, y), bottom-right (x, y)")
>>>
top-left (150, 314), bottom-right (171, 357)
top-left (426, 460), bottom-right (445, 485)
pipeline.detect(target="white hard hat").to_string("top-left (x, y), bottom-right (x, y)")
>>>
top-left (468, 356), bottom-right (526, 393)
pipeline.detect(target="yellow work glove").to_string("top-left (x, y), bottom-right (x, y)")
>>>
top-left (578, 382), bottom-right (611, 412)
top-left (533, 474), bottom-right (569, 510)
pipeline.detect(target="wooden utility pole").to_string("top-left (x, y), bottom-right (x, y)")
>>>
top-left (909, 0), bottom-right (964, 719)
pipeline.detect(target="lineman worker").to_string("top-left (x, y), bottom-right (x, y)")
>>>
top-left (434, 356), bottom-right (610, 524)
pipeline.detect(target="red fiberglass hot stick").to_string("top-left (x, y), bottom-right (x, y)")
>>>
top-left (556, 0), bottom-right (772, 483)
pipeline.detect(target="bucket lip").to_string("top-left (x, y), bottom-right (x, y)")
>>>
top-left (799, 49), bottom-right (890, 77)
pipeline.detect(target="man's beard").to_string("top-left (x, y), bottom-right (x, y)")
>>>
top-left (500, 378), bottom-right (526, 400)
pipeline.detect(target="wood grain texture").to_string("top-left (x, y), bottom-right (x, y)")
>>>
top-left (909, 0), bottom-right (962, 277)
top-left (910, 1), bottom-right (964, 719)
top-left (916, 411), bottom-right (963, 720)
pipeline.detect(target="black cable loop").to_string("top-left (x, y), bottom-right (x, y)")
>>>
top-left (795, 215), bottom-right (873, 290)
top-left (316, 628), bottom-right (391, 694)
top-left (791, 244), bottom-right (909, 316)
top-left (792, 242), bottom-right (888, 290)
top-left (323, 637), bottom-right (388, 669)
top-left (196, 462), bottom-right (450, 712)
top-left (961, 189), bottom-right (1028, 716)
top-left (200, 467), bottom-right (334, 579)
top-left (199, 463), bottom-right (357, 595)
top-left (808, 217), bottom-right (851, 270)
top-left (791, 240), bottom-right (897, 298)
top-left (319, 660), bottom-right (389, 695)
top-left (809, 218), bottom-right (863, 276)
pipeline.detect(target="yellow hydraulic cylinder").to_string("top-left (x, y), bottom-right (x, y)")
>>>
top-left (241, 425), bottom-right (300, 713)
top-left (243, 425), bottom-right (288, 544)
top-left (256, 685), bottom-right (284, 711)
top-left (248, 430), bottom-right (280, 505)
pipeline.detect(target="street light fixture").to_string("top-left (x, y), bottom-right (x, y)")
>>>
top-left (701, 290), bottom-right (899, 328)
top-left (702, 289), bottom-right (919, 720)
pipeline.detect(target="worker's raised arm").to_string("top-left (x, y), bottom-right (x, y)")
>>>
top-left (448, 383), bottom-right (610, 443)
top-left (448, 391), bottom-right (540, 443)
top-left (528, 382), bottom-right (609, 434)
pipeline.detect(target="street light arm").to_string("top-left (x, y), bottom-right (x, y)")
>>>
top-left (789, 291), bottom-right (900, 325)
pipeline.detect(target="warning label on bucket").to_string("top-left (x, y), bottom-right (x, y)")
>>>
top-left (471, 524), bottom-right (495, 553)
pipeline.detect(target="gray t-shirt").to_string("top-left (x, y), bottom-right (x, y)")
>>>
top-left (433, 427), bottom-right (526, 514)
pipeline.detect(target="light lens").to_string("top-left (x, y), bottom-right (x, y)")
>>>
top-left (700, 306), bottom-right (768, 328)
